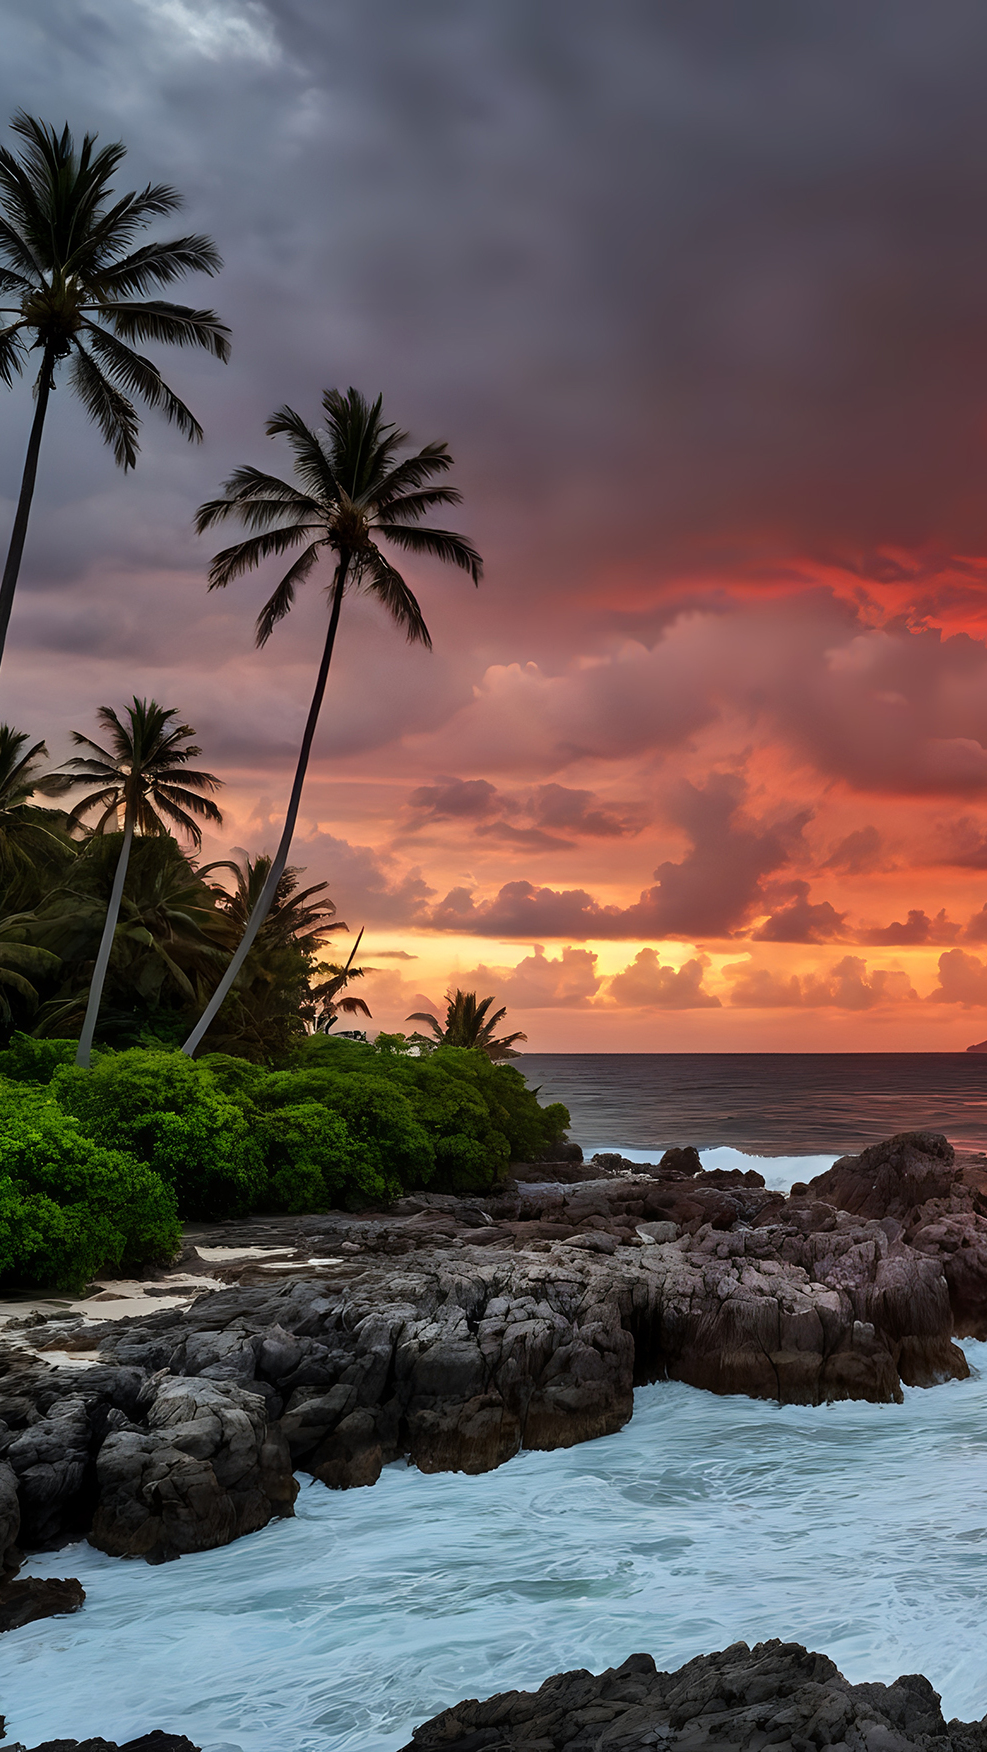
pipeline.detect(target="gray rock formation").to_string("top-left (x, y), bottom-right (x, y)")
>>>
top-left (400, 1639), bottom-right (987, 1752)
top-left (0, 1131), bottom-right (980, 1558)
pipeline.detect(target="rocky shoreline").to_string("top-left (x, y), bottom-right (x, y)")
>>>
top-left (0, 1130), bottom-right (984, 1578)
top-left (0, 1130), bottom-right (985, 1745)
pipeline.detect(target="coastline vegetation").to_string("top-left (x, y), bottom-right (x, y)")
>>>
top-left (0, 1032), bottom-right (570, 1288)
top-left (0, 113), bottom-right (568, 1294)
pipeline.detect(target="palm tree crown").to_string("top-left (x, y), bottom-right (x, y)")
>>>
top-left (195, 385), bottom-right (481, 646)
top-left (408, 989), bottom-right (527, 1061)
top-left (48, 697), bottom-right (224, 847)
top-left (0, 112), bottom-right (230, 463)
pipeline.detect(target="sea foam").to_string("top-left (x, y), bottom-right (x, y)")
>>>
top-left (4, 1342), bottom-right (985, 1752)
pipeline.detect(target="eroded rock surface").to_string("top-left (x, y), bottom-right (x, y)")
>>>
top-left (400, 1639), bottom-right (987, 1752)
top-left (0, 1131), bottom-right (982, 1557)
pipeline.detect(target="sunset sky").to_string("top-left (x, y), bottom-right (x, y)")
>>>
top-left (6, 2), bottom-right (987, 1048)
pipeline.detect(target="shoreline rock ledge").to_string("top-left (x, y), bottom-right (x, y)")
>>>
top-left (0, 1129), bottom-right (981, 1569)
top-left (401, 1640), bottom-right (987, 1752)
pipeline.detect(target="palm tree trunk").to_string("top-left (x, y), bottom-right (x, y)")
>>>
top-left (0, 348), bottom-right (56, 670)
top-left (181, 561), bottom-right (349, 1057)
top-left (75, 810), bottom-right (135, 1068)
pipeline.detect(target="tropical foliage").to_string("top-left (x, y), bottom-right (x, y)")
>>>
top-left (408, 989), bottom-right (528, 1059)
top-left (0, 1029), bottom-right (570, 1288)
top-left (43, 698), bottom-right (224, 1065)
top-left (0, 111), bottom-right (229, 663)
top-left (0, 716), bottom-right (344, 1060)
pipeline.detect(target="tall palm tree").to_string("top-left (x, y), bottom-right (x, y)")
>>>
top-left (0, 723), bottom-right (75, 904)
top-left (407, 989), bottom-right (527, 1060)
top-left (0, 112), bottom-right (230, 664)
top-left (44, 698), bottom-right (223, 1065)
top-left (180, 386), bottom-right (481, 1055)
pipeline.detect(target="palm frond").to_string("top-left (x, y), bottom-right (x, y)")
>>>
top-left (375, 522), bottom-right (482, 583)
top-left (96, 300), bottom-right (231, 360)
top-left (83, 322), bottom-right (203, 440)
top-left (149, 782), bottom-right (224, 821)
top-left (373, 443), bottom-right (455, 501)
top-left (69, 341), bottom-right (140, 468)
top-left (375, 486), bottom-right (463, 522)
top-left (359, 547), bottom-right (432, 646)
top-left (0, 264), bottom-right (32, 296)
top-left (195, 467), bottom-right (321, 532)
top-left (206, 523), bottom-right (317, 590)
top-left (256, 541), bottom-right (323, 645)
top-left (265, 404), bottom-right (339, 501)
top-left (0, 213), bottom-right (43, 278)
top-left (86, 234), bottom-right (220, 296)
top-left (0, 321), bottom-right (26, 386)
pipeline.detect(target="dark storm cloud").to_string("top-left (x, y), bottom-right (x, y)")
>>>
top-left (9, 0), bottom-right (987, 644)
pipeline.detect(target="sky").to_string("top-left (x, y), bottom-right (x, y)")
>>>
top-left (5, 1), bottom-right (987, 1048)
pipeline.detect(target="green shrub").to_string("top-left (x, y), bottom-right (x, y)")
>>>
top-left (0, 1032), bottom-right (80, 1085)
top-left (258, 1102), bottom-right (392, 1211)
top-left (0, 1079), bottom-right (180, 1288)
top-left (52, 1049), bottom-right (266, 1220)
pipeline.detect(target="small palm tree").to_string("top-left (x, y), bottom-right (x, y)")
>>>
top-left (407, 989), bottom-right (527, 1060)
top-left (311, 928), bottom-right (373, 1032)
top-left (0, 112), bottom-right (230, 663)
top-left (0, 724), bottom-right (75, 904)
top-left (45, 698), bottom-right (223, 1065)
top-left (181, 386), bottom-right (481, 1056)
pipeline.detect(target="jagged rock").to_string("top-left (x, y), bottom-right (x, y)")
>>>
top-left (400, 1638), bottom-right (987, 1752)
top-left (809, 1131), bottom-right (960, 1220)
top-left (88, 1376), bottom-right (296, 1563)
top-left (0, 1574), bottom-right (85, 1631)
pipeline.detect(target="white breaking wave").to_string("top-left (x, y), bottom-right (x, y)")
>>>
top-left (4, 1344), bottom-right (985, 1752)
top-left (594, 1145), bottom-right (838, 1191)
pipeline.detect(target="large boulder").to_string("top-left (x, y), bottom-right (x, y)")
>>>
top-left (808, 1131), bottom-right (960, 1220)
top-left (89, 1376), bottom-right (296, 1562)
top-left (399, 1639), bottom-right (985, 1752)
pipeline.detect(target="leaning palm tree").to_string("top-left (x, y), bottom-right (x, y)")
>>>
top-left (44, 698), bottom-right (223, 1065)
top-left (0, 112), bottom-right (230, 664)
top-left (407, 989), bottom-right (527, 1060)
top-left (180, 386), bottom-right (481, 1055)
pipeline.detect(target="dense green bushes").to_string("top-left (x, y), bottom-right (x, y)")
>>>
top-left (0, 1080), bottom-right (180, 1288)
top-left (53, 1049), bottom-right (267, 1220)
top-left (0, 1031), bottom-right (570, 1285)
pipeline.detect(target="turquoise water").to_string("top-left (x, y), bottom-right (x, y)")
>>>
top-left (5, 1343), bottom-right (986, 1752)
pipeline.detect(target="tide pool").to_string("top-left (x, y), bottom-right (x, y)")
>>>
top-left (4, 1343), bottom-right (985, 1752)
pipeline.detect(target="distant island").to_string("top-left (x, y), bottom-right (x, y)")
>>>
top-left (967, 1040), bottom-right (987, 1052)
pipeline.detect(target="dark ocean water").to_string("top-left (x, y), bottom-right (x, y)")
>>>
top-left (518, 1052), bottom-right (987, 1158)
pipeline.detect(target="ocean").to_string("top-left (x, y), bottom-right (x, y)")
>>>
top-left (519, 1051), bottom-right (987, 1158)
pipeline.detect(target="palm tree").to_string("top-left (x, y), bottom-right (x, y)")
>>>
top-left (311, 928), bottom-right (373, 1032)
top-left (0, 724), bottom-right (75, 905)
top-left (29, 833), bottom-right (229, 1047)
top-left (407, 989), bottom-right (527, 1060)
top-left (195, 853), bottom-right (349, 1060)
top-left (180, 386), bottom-right (481, 1055)
top-left (44, 698), bottom-right (223, 1065)
top-left (0, 112), bottom-right (230, 664)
